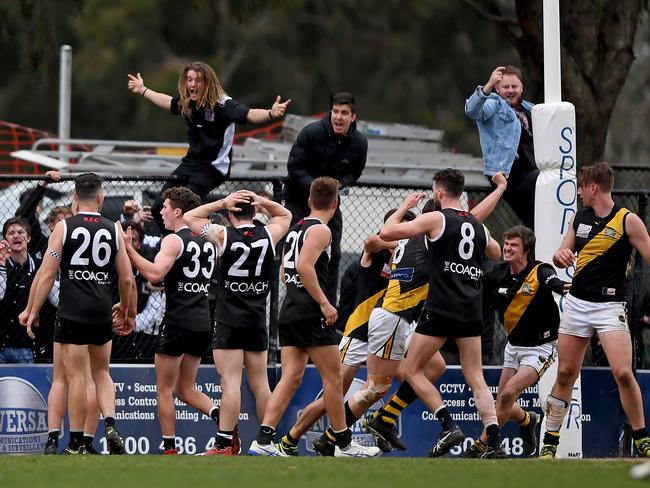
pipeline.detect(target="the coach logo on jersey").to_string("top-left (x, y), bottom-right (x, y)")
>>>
top-left (444, 261), bottom-right (482, 280)
top-left (224, 279), bottom-right (268, 294)
top-left (604, 227), bottom-right (617, 238)
top-left (68, 269), bottom-right (110, 284)
top-left (177, 282), bottom-right (210, 293)
top-left (576, 223), bottom-right (592, 239)
top-left (0, 377), bottom-right (48, 454)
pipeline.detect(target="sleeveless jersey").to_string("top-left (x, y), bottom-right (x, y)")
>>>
top-left (59, 212), bottom-right (119, 324)
top-left (280, 218), bottom-right (330, 322)
top-left (163, 227), bottom-right (215, 332)
top-left (571, 206), bottom-right (633, 302)
top-left (378, 235), bottom-right (431, 323)
top-left (425, 208), bottom-right (488, 321)
top-left (343, 248), bottom-right (392, 341)
top-left (216, 224), bottom-right (275, 329)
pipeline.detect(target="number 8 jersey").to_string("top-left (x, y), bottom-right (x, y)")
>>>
top-left (60, 212), bottom-right (119, 324)
top-left (164, 227), bottom-right (215, 332)
top-left (216, 224), bottom-right (275, 329)
top-left (424, 208), bottom-right (488, 322)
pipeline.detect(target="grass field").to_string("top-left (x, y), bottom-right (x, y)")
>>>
top-left (0, 457), bottom-right (647, 488)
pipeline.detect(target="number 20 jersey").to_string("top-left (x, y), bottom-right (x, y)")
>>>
top-left (217, 224), bottom-right (275, 329)
top-left (163, 227), bottom-right (215, 332)
top-left (425, 208), bottom-right (488, 322)
top-left (60, 212), bottom-right (119, 324)
top-left (280, 218), bottom-right (330, 322)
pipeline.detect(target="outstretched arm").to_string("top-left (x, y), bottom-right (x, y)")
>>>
top-left (380, 193), bottom-right (442, 241)
top-left (127, 72), bottom-right (173, 111)
top-left (246, 95), bottom-right (291, 124)
top-left (471, 172), bottom-right (507, 222)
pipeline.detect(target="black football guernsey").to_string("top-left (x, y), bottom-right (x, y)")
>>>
top-left (379, 235), bottom-right (431, 323)
top-left (163, 227), bottom-right (214, 332)
top-left (424, 208), bottom-right (488, 322)
top-left (280, 218), bottom-right (330, 322)
top-left (59, 212), bottom-right (119, 324)
top-left (343, 248), bottom-right (392, 341)
top-left (571, 205), bottom-right (632, 302)
top-left (216, 224), bottom-right (275, 329)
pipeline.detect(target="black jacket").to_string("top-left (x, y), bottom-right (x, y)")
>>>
top-left (284, 113), bottom-right (368, 201)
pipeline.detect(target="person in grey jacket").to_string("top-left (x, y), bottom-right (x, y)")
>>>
top-left (465, 66), bottom-right (538, 229)
top-left (284, 92), bottom-right (368, 302)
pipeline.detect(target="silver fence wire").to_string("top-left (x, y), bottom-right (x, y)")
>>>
top-left (0, 175), bottom-right (647, 368)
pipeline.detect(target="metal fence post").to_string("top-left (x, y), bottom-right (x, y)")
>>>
top-left (268, 178), bottom-right (284, 374)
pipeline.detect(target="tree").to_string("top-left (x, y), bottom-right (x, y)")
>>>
top-left (463, 0), bottom-right (646, 165)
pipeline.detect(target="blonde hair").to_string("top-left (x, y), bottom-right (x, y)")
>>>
top-left (177, 61), bottom-right (227, 118)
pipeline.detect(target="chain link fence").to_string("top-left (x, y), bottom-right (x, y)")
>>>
top-left (0, 174), bottom-right (648, 368)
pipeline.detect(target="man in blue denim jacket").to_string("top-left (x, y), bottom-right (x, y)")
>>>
top-left (465, 66), bottom-right (538, 229)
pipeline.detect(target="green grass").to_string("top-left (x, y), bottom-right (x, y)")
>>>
top-left (0, 457), bottom-right (646, 488)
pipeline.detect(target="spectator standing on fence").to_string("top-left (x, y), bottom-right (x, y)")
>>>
top-left (127, 61), bottom-right (291, 233)
top-left (465, 66), bottom-right (538, 229)
top-left (15, 170), bottom-right (63, 260)
top-left (184, 189), bottom-right (291, 456)
top-left (0, 217), bottom-right (38, 363)
top-left (539, 163), bottom-right (650, 459)
top-left (283, 92), bottom-right (368, 302)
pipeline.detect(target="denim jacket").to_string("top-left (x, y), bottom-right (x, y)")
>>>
top-left (465, 85), bottom-right (534, 176)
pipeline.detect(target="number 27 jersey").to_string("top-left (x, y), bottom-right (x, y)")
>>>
top-left (217, 224), bottom-right (275, 329)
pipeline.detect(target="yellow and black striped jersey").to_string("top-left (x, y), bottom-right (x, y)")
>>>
top-left (484, 261), bottom-right (565, 347)
top-left (343, 248), bottom-right (392, 341)
top-left (378, 235), bottom-right (430, 323)
top-left (572, 205), bottom-right (632, 302)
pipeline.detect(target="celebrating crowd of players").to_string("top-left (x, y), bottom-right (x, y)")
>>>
top-left (13, 157), bottom-right (650, 460)
top-left (6, 60), bottom-right (650, 459)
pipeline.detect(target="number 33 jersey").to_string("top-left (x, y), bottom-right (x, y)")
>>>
top-left (216, 224), bottom-right (275, 329)
top-left (60, 212), bottom-right (119, 324)
top-left (425, 208), bottom-right (489, 322)
top-left (164, 227), bottom-right (215, 332)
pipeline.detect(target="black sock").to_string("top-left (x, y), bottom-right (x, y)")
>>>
top-left (486, 424), bottom-right (500, 449)
top-left (344, 402), bottom-right (359, 427)
top-left (83, 435), bottom-right (94, 448)
top-left (332, 428), bottom-right (352, 448)
top-left (69, 430), bottom-right (84, 449)
top-left (543, 431), bottom-right (560, 446)
top-left (163, 436), bottom-right (175, 451)
top-left (633, 428), bottom-right (649, 440)
top-left (375, 381), bottom-right (417, 425)
top-left (104, 416), bottom-right (116, 430)
top-left (434, 407), bottom-right (455, 431)
top-left (47, 430), bottom-right (59, 444)
top-left (209, 407), bottom-right (220, 424)
top-left (257, 425), bottom-right (275, 445)
top-left (215, 430), bottom-right (233, 449)
top-left (282, 433), bottom-right (299, 447)
top-left (323, 427), bottom-right (336, 446)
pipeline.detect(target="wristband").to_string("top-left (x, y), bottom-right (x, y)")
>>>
top-left (142, 88), bottom-right (149, 97)
top-left (268, 109), bottom-right (273, 119)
